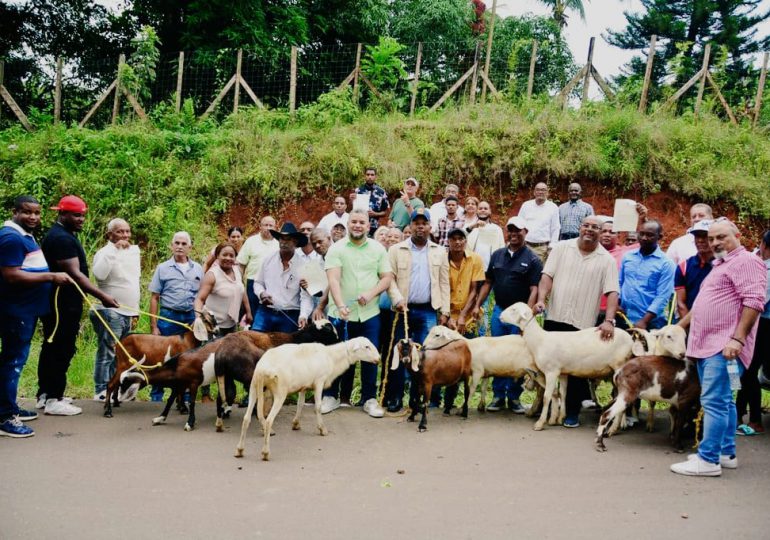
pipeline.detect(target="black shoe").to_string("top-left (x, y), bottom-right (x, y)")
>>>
top-left (239, 396), bottom-right (249, 408)
top-left (387, 403), bottom-right (403, 413)
top-left (487, 398), bottom-right (506, 412)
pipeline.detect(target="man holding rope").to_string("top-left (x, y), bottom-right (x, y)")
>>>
top-left (36, 196), bottom-right (119, 416)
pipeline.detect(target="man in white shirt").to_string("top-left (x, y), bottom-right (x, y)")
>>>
top-left (666, 203), bottom-right (713, 266)
top-left (237, 215), bottom-right (278, 316)
top-left (89, 218), bottom-right (141, 401)
top-left (467, 200), bottom-right (505, 270)
top-left (318, 197), bottom-right (349, 233)
top-left (429, 183), bottom-right (465, 230)
top-left (518, 182), bottom-right (560, 263)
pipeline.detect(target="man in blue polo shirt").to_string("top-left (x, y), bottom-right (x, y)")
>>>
top-left (619, 220), bottom-right (676, 329)
top-left (674, 219), bottom-right (714, 318)
top-left (0, 196), bottom-right (71, 437)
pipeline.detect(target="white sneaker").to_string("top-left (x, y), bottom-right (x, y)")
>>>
top-left (688, 453), bottom-right (737, 469)
top-left (36, 394), bottom-right (47, 409)
top-left (44, 399), bottom-right (82, 416)
top-left (319, 396), bottom-right (341, 415)
top-left (363, 398), bottom-right (384, 418)
top-left (93, 391), bottom-right (107, 402)
top-left (671, 455), bottom-right (721, 476)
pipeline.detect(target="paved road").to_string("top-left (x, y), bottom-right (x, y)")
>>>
top-left (1, 399), bottom-right (768, 539)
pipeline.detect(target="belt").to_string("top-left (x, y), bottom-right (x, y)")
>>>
top-left (407, 302), bottom-right (433, 309)
top-left (526, 241), bottom-right (550, 248)
top-left (161, 306), bottom-right (193, 315)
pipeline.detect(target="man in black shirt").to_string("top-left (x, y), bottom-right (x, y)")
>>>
top-left (37, 196), bottom-right (118, 416)
top-left (474, 216), bottom-right (542, 412)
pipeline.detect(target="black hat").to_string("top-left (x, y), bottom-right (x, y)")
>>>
top-left (270, 222), bottom-right (308, 247)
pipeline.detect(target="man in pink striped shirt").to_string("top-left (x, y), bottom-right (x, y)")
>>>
top-left (671, 219), bottom-right (767, 477)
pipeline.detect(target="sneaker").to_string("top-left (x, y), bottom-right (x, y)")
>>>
top-left (36, 394), bottom-right (72, 409)
top-left (687, 453), bottom-right (737, 469)
top-left (15, 408), bottom-right (38, 422)
top-left (581, 399), bottom-right (598, 409)
top-left (93, 391), bottom-right (107, 402)
top-left (487, 398), bottom-right (506, 412)
top-left (339, 400), bottom-right (352, 408)
top-left (509, 400), bottom-right (526, 414)
top-left (44, 399), bottom-right (82, 416)
top-left (0, 417), bottom-right (34, 438)
top-left (320, 396), bottom-right (341, 415)
top-left (671, 455), bottom-right (721, 476)
top-left (562, 416), bottom-right (580, 428)
top-left (363, 398), bottom-right (384, 418)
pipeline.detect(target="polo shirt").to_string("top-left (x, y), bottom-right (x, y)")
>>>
top-left (0, 220), bottom-right (51, 317)
top-left (389, 197), bottom-right (425, 230)
top-left (41, 221), bottom-right (88, 309)
top-left (324, 236), bottom-right (391, 322)
top-left (149, 257), bottom-right (204, 312)
top-left (486, 245), bottom-right (543, 309)
top-left (449, 250), bottom-right (485, 317)
top-left (236, 234), bottom-right (279, 280)
top-left (674, 254), bottom-right (714, 311)
top-left (619, 246), bottom-right (676, 328)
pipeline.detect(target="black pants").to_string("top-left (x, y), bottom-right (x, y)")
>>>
top-left (737, 317), bottom-right (769, 424)
top-left (38, 302), bottom-right (83, 400)
top-left (543, 320), bottom-right (588, 418)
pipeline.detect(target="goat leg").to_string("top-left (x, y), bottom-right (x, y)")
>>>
top-left (460, 376), bottom-right (470, 418)
top-left (313, 381), bottom-right (327, 436)
top-left (215, 375), bottom-right (226, 432)
top-left (418, 383), bottom-right (430, 432)
top-left (646, 401), bottom-right (656, 432)
top-left (153, 388), bottom-right (177, 425)
top-left (292, 390), bottom-right (305, 430)
top-left (184, 383), bottom-right (198, 431)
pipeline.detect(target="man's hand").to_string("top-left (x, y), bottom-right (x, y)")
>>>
top-left (534, 301), bottom-right (546, 315)
top-left (312, 307), bottom-right (325, 321)
top-left (338, 305), bottom-right (351, 321)
top-left (349, 192), bottom-right (357, 202)
top-left (633, 319), bottom-right (648, 330)
top-left (51, 272), bottom-right (72, 285)
top-left (723, 338), bottom-right (742, 360)
top-left (636, 203), bottom-right (649, 221)
top-left (260, 292), bottom-right (273, 306)
top-left (400, 191), bottom-right (410, 205)
top-left (244, 313), bottom-right (253, 326)
top-left (368, 209), bottom-right (376, 217)
top-left (394, 300), bottom-right (407, 313)
top-left (151, 326), bottom-right (161, 336)
top-left (596, 320), bottom-right (615, 341)
top-left (447, 317), bottom-right (457, 330)
top-left (457, 315), bottom-right (467, 335)
top-left (357, 292), bottom-right (371, 306)
top-left (102, 295), bottom-right (120, 309)
top-left (298, 317), bottom-right (307, 329)
top-left (439, 314), bottom-right (449, 326)
top-left (299, 278), bottom-right (308, 290)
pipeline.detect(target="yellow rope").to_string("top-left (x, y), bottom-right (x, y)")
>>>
top-left (692, 408), bottom-right (704, 449)
top-left (666, 292), bottom-right (677, 326)
top-left (617, 310), bottom-right (633, 329)
top-left (47, 286), bottom-right (61, 344)
top-left (378, 313), bottom-right (400, 408)
top-left (118, 304), bottom-right (193, 332)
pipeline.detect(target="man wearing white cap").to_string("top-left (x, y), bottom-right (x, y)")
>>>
top-left (674, 219), bottom-right (714, 319)
top-left (666, 203), bottom-right (713, 265)
top-left (388, 177), bottom-right (425, 231)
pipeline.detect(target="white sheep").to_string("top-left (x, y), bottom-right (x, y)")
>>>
top-left (422, 325), bottom-right (543, 414)
top-left (500, 302), bottom-right (634, 431)
top-left (234, 337), bottom-right (380, 461)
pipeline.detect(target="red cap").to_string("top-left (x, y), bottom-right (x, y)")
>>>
top-left (50, 195), bottom-right (88, 213)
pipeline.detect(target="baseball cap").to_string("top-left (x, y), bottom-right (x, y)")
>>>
top-left (410, 208), bottom-right (431, 222)
top-left (404, 177), bottom-right (419, 187)
top-left (50, 195), bottom-right (88, 213)
top-left (688, 219), bottom-right (714, 234)
top-left (506, 216), bottom-right (527, 230)
top-left (448, 227), bottom-right (467, 238)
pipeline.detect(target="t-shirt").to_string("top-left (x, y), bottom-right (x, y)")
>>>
top-left (389, 197), bottom-right (425, 230)
top-left (674, 255), bottom-right (714, 311)
top-left (485, 246), bottom-right (543, 309)
top-left (41, 221), bottom-right (88, 310)
top-left (0, 221), bottom-right (51, 317)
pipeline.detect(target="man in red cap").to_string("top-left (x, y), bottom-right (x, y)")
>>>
top-left (36, 195), bottom-right (119, 416)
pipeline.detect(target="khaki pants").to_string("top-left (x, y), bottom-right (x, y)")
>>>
top-left (528, 243), bottom-right (549, 265)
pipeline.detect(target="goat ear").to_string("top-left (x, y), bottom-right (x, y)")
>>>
top-left (391, 345), bottom-right (400, 370)
top-left (192, 317), bottom-right (209, 341)
top-left (410, 346), bottom-right (421, 372)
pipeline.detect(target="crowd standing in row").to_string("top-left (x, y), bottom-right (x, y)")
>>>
top-left (1, 170), bottom-right (768, 478)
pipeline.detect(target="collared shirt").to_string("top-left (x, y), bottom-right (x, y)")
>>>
top-left (436, 216), bottom-right (465, 248)
top-left (558, 200), bottom-right (595, 236)
top-left (389, 197), bottom-right (425, 230)
top-left (674, 254), bottom-right (714, 311)
top-left (600, 243), bottom-right (637, 311)
top-left (687, 246), bottom-right (767, 367)
top-left (518, 199), bottom-right (560, 244)
top-left (543, 239), bottom-right (619, 329)
top-left (295, 248), bottom-right (322, 266)
top-left (324, 236), bottom-right (391, 322)
top-left (236, 234), bottom-right (279, 280)
top-left (429, 200), bottom-right (465, 230)
top-left (666, 233), bottom-right (696, 266)
top-left (620, 246), bottom-right (676, 328)
top-left (41, 221), bottom-right (88, 310)
top-left (254, 251), bottom-right (312, 319)
top-left (467, 222), bottom-right (505, 270)
top-left (356, 183), bottom-right (390, 233)
top-left (318, 211), bottom-right (349, 233)
top-left (149, 257), bottom-right (204, 312)
top-left (408, 239), bottom-right (432, 304)
top-left (92, 242), bottom-right (141, 316)
top-left (449, 250), bottom-right (486, 318)
top-left (486, 245), bottom-right (542, 309)
top-left (0, 220), bottom-right (51, 317)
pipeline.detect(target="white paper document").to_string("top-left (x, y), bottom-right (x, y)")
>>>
top-left (299, 261), bottom-right (328, 296)
top-left (477, 226), bottom-right (498, 247)
top-left (612, 199), bottom-right (638, 232)
top-left (352, 192), bottom-right (370, 213)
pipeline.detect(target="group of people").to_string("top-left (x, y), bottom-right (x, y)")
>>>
top-left (1, 171), bottom-right (769, 479)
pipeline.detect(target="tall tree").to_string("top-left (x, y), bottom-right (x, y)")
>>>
top-left (537, 0), bottom-right (588, 30)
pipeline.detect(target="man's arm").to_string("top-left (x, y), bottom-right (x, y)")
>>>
top-left (535, 273), bottom-right (553, 313)
top-left (724, 306), bottom-right (762, 360)
top-left (475, 279), bottom-right (493, 311)
top-left (0, 266), bottom-right (70, 286)
top-left (326, 266), bottom-right (349, 320)
top-left (149, 292), bottom-right (161, 335)
top-left (91, 244), bottom-right (116, 282)
top-left (58, 257), bottom-right (118, 307)
top-left (526, 284), bottom-right (538, 309)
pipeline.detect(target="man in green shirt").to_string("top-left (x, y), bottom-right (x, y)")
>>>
top-left (388, 177), bottom-right (425, 231)
top-left (320, 209), bottom-right (393, 418)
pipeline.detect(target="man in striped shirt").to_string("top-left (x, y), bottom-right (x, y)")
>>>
top-left (671, 219), bottom-right (767, 477)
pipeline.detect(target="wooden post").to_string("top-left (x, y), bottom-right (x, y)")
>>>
top-left (469, 43), bottom-right (481, 105)
top-left (175, 51), bottom-right (184, 113)
top-left (429, 65), bottom-right (476, 112)
top-left (352, 43), bottom-right (362, 104)
top-left (638, 35), bottom-right (657, 113)
top-left (527, 40), bottom-right (538, 99)
top-left (289, 46), bottom-right (298, 115)
top-left (581, 37), bottom-right (595, 105)
top-left (481, 0), bottom-right (498, 103)
top-left (112, 54), bottom-right (124, 125)
top-left (54, 57), bottom-right (62, 124)
top-left (410, 42), bottom-right (423, 116)
top-left (753, 52), bottom-right (768, 127)
top-left (234, 49), bottom-right (242, 113)
top-left (694, 43), bottom-right (711, 117)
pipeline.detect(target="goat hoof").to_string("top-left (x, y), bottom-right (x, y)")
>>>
top-left (533, 423), bottom-right (544, 431)
top-left (261, 452), bottom-right (270, 461)
top-left (216, 425), bottom-right (224, 433)
top-left (319, 428), bottom-right (328, 436)
top-left (595, 443), bottom-right (607, 452)
top-left (407, 416), bottom-right (415, 423)
top-left (292, 423), bottom-right (300, 431)
top-left (152, 416), bottom-right (166, 425)
top-left (477, 406), bottom-right (486, 413)
top-left (234, 448), bottom-right (244, 458)
top-left (103, 411), bottom-right (113, 418)
top-left (184, 423), bottom-right (194, 431)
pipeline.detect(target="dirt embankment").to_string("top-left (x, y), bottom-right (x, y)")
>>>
top-left (221, 179), bottom-right (768, 249)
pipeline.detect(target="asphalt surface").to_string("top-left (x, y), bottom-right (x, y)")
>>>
top-left (1, 399), bottom-right (768, 539)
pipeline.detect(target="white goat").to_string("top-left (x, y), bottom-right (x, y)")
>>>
top-left (422, 325), bottom-right (541, 414)
top-left (500, 302), bottom-right (634, 431)
top-left (234, 337), bottom-right (380, 461)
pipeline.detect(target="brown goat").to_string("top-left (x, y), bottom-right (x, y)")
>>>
top-left (392, 338), bottom-right (472, 432)
top-left (595, 355), bottom-right (701, 452)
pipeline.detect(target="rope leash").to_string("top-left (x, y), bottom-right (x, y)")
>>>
top-left (666, 292), bottom-right (677, 326)
top-left (692, 408), bottom-right (704, 449)
top-left (120, 305), bottom-right (193, 332)
top-left (616, 310), bottom-right (633, 329)
top-left (377, 312), bottom-right (400, 408)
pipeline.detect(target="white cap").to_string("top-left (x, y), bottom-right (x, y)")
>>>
top-left (506, 216), bottom-right (527, 230)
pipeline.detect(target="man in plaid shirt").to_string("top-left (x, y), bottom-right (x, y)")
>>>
top-left (434, 196), bottom-right (464, 248)
top-left (558, 183), bottom-right (594, 240)
top-left (350, 167), bottom-right (389, 236)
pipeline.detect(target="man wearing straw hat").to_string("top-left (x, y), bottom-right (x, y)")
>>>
top-left (37, 195), bottom-right (119, 416)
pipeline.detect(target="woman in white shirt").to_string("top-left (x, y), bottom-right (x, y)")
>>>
top-left (195, 243), bottom-right (252, 334)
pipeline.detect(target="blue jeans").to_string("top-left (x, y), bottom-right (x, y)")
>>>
top-left (697, 353), bottom-right (743, 464)
top-left (490, 304), bottom-right (524, 402)
top-left (151, 307), bottom-right (196, 401)
top-left (323, 315), bottom-right (381, 403)
top-left (246, 279), bottom-right (259, 322)
top-left (0, 313), bottom-right (37, 420)
top-left (384, 305), bottom-right (437, 407)
top-left (90, 309), bottom-right (132, 394)
top-left (251, 304), bottom-right (299, 333)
